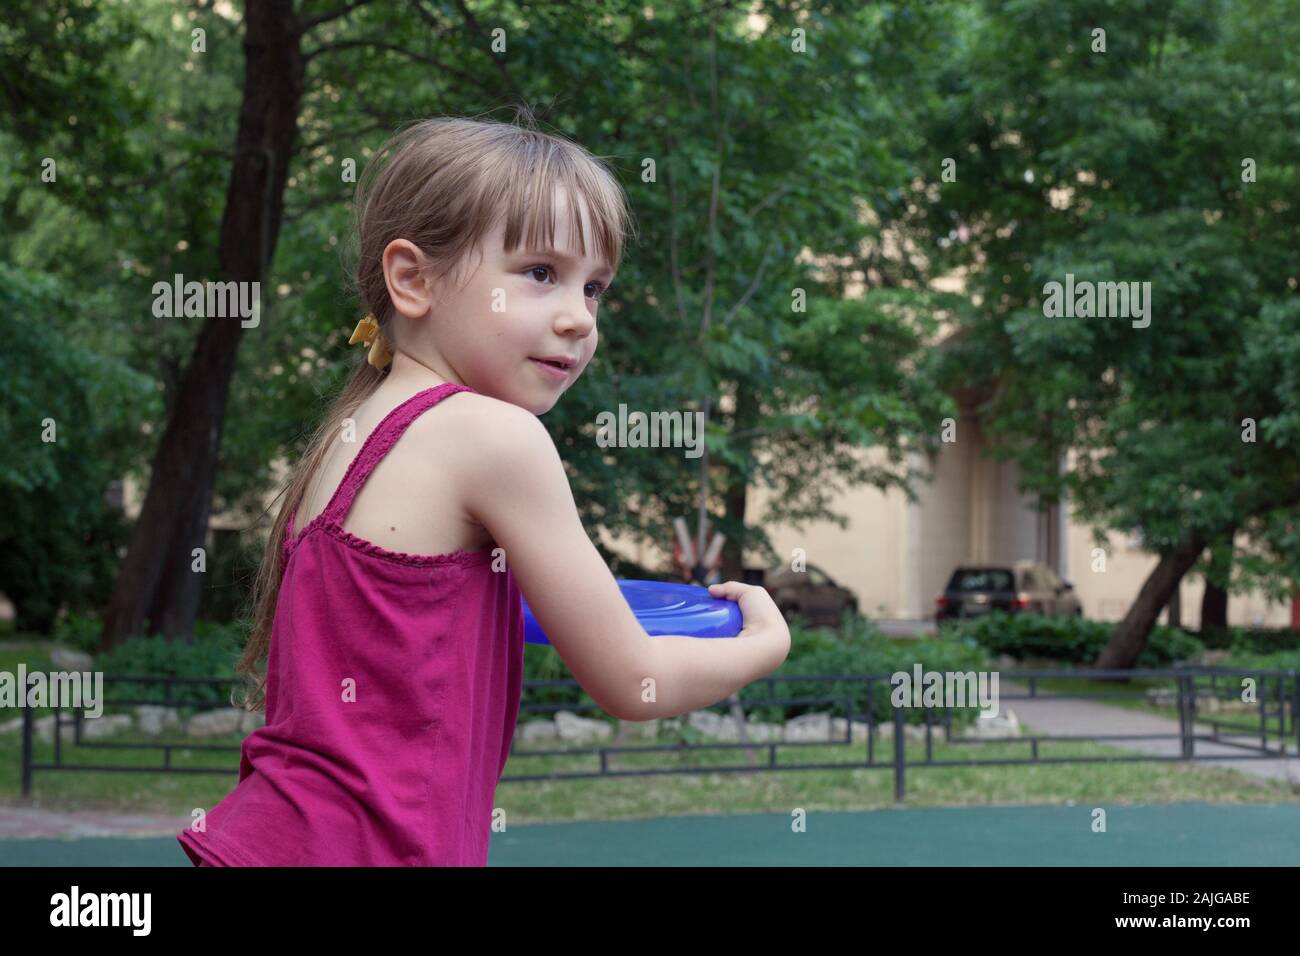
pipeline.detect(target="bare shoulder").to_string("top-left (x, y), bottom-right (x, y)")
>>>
top-left (404, 389), bottom-right (558, 494)
top-left (410, 389), bottom-right (550, 453)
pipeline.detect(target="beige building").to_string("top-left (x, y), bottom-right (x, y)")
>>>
top-left (117, 382), bottom-right (1293, 631)
top-left (605, 401), bottom-right (1295, 629)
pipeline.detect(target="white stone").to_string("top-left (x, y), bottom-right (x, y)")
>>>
top-left (963, 708), bottom-right (1022, 738)
top-left (81, 713), bottom-right (132, 740)
top-left (831, 718), bottom-right (873, 742)
top-left (554, 710), bottom-right (613, 743)
top-left (520, 719), bottom-right (558, 743)
top-left (742, 722), bottom-right (783, 743)
top-left (186, 707), bottom-right (244, 738)
top-left (135, 705), bottom-right (181, 736)
top-left (50, 646), bottom-right (95, 671)
top-left (783, 712), bottom-right (832, 742)
top-left (688, 710), bottom-right (725, 737)
top-left (616, 718), bottom-right (659, 740)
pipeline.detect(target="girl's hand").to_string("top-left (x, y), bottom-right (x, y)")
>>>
top-left (708, 581), bottom-right (790, 646)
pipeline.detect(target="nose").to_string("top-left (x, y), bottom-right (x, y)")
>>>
top-left (555, 291), bottom-right (596, 338)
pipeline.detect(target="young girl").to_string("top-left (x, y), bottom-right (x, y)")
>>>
top-left (177, 116), bottom-right (790, 868)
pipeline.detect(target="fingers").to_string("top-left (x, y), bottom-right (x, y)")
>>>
top-left (707, 581), bottom-right (749, 600)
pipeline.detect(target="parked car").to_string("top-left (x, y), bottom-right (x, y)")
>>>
top-left (761, 563), bottom-right (859, 627)
top-left (935, 561), bottom-right (1083, 624)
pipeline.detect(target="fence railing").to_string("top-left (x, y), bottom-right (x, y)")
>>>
top-left (17, 667), bottom-right (1300, 800)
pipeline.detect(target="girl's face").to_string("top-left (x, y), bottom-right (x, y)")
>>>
top-left (421, 186), bottom-right (613, 415)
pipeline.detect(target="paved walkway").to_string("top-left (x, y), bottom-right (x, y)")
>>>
top-left (0, 806), bottom-right (191, 840)
top-left (1001, 681), bottom-right (1299, 784)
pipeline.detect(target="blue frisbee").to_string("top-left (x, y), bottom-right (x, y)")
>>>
top-left (521, 579), bottom-right (743, 646)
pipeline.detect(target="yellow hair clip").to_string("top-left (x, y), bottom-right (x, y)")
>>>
top-left (348, 314), bottom-right (393, 369)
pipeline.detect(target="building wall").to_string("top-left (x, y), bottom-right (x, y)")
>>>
top-left (1066, 525), bottom-right (1291, 628)
top-left (745, 445), bottom-right (906, 619)
top-left (120, 428), bottom-right (1293, 630)
top-left (607, 422), bottom-right (1294, 628)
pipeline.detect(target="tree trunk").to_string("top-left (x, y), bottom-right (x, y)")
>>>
top-left (1094, 528), bottom-right (1207, 670)
top-left (720, 382), bottom-right (759, 582)
top-left (1165, 586), bottom-right (1181, 629)
top-left (101, 0), bottom-right (304, 650)
top-left (1199, 524), bottom-right (1236, 634)
top-left (1199, 580), bottom-right (1227, 630)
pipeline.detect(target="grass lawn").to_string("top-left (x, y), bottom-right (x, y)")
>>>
top-left (2, 717), bottom-right (1294, 823)
top-left (2, 630), bottom-right (1295, 823)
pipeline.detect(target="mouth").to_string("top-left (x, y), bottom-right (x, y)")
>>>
top-left (529, 356), bottom-right (576, 381)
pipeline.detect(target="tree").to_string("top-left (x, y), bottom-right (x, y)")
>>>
top-left (4, 0), bottom-right (957, 643)
top-left (914, 0), bottom-right (1300, 667)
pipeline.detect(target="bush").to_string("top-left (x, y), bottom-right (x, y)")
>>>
top-left (942, 611), bottom-right (1204, 668)
top-left (521, 618), bottom-right (994, 729)
top-left (738, 616), bottom-right (993, 726)
top-left (1211, 627), bottom-right (1300, 654)
top-left (521, 642), bottom-right (602, 716)
top-left (1220, 647), bottom-right (1300, 673)
top-left (52, 611), bottom-right (103, 656)
top-left (96, 623), bottom-right (248, 711)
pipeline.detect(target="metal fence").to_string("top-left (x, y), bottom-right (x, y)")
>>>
top-left (18, 667), bottom-right (1300, 800)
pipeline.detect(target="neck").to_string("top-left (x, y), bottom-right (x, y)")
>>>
top-left (386, 349), bottom-right (463, 391)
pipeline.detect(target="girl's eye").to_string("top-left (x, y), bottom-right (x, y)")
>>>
top-left (527, 265), bottom-right (609, 301)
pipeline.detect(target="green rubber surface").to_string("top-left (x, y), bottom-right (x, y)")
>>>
top-left (2, 802), bottom-right (1297, 866)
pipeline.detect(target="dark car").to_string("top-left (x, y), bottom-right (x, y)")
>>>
top-left (935, 561), bottom-right (1083, 624)
top-left (761, 563), bottom-right (859, 627)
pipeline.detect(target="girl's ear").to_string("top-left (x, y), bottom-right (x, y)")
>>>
top-left (382, 239), bottom-right (434, 320)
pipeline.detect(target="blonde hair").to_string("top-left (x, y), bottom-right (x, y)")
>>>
top-left (233, 113), bottom-right (635, 712)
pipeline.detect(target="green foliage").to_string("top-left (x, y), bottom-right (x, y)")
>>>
top-left (0, 265), bottom-right (157, 632)
top-left (96, 625), bottom-right (245, 710)
top-left (738, 618), bottom-right (993, 725)
top-left (1221, 647), bottom-right (1300, 673)
top-left (944, 612), bottom-right (1204, 667)
top-left (523, 617), bottom-right (994, 729)
top-left (521, 643), bottom-right (603, 717)
top-left (918, 0), bottom-right (1300, 651)
top-left (52, 612), bottom-right (104, 657)
top-left (2, 0), bottom-right (961, 631)
top-left (1212, 627), bottom-right (1300, 654)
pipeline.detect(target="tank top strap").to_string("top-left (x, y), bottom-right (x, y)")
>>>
top-left (319, 382), bottom-right (476, 528)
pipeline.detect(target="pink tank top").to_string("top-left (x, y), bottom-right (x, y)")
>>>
top-left (177, 382), bottom-right (524, 866)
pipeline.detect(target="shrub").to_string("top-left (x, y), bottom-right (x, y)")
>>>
top-left (521, 642), bottom-right (602, 716)
top-left (1220, 647), bottom-right (1300, 673)
top-left (1218, 628), bottom-right (1300, 654)
top-left (521, 618), bottom-right (993, 729)
top-left (96, 624), bottom-right (247, 711)
top-left (52, 611), bottom-right (103, 656)
top-left (944, 611), bottom-right (1204, 667)
top-left (738, 616), bottom-right (993, 726)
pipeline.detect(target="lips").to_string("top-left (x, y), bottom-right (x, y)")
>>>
top-left (529, 357), bottom-right (573, 382)
top-left (530, 355), bottom-right (577, 370)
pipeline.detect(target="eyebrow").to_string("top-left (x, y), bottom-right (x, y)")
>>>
top-left (518, 248), bottom-right (615, 281)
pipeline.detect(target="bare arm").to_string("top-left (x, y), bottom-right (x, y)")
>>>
top-left (456, 397), bottom-right (790, 721)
